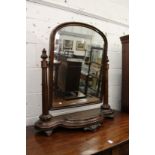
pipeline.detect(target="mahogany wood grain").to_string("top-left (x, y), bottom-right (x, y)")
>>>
top-left (39, 49), bottom-right (52, 121)
top-left (27, 112), bottom-right (129, 155)
top-left (120, 35), bottom-right (129, 113)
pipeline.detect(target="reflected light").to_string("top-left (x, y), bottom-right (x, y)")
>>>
top-left (55, 33), bottom-right (60, 39)
top-left (107, 140), bottom-right (114, 144)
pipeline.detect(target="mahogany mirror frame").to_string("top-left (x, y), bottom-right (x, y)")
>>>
top-left (35, 22), bottom-right (114, 135)
top-left (49, 22), bottom-right (109, 108)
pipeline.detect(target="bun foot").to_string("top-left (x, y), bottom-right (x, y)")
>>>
top-left (84, 123), bottom-right (102, 131)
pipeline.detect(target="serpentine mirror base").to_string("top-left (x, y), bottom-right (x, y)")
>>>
top-left (35, 108), bottom-right (105, 136)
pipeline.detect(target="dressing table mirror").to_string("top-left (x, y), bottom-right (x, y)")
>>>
top-left (35, 22), bottom-right (114, 136)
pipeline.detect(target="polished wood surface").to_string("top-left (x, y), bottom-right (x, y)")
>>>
top-left (27, 112), bottom-right (129, 155)
top-left (120, 35), bottom-right (129, 113)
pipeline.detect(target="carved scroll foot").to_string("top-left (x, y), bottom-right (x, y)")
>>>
top-left (84, 123), bottom-right (102, 131)
top-left (39, 114), bottom-right (52, 121)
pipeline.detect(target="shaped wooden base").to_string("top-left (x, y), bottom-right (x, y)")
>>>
top-left (35, 108), bottom-right (104, 135)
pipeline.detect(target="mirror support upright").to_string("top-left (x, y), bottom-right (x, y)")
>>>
top-left (39, 49), bottom-right (52, 121)
top-left (101, 56), bottom-right (114, 117)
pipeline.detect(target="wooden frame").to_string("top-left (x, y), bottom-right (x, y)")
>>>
top-left (35, 22), bottom-right (114, 135)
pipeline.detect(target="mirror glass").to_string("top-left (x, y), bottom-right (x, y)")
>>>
top-left (52, 26), bottom-right (104, 108)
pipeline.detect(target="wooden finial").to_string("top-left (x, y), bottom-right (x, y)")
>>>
top-left (41, 48), bottom-right (48, 59)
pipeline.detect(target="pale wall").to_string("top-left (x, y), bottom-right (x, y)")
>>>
top-left (26, 0), bottom-right (129, 125)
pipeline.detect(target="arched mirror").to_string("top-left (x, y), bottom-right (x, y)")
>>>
top-left (51, 26), bottom-right (104, 108)
top-left (35, 22), bottom-right (114, 135)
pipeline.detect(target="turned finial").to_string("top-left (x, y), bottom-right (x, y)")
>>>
top-left (41, 48), bottom-right (48, 60)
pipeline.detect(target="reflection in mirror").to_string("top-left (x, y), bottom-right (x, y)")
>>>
top-left (53, 26), bottom-right (104, 108)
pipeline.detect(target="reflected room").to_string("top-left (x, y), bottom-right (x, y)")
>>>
top-left (53, 26), bottom-right (104, 108)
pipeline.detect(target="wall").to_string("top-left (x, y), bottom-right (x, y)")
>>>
top-left (26, 0), bottom-right (129, 125)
